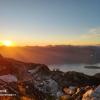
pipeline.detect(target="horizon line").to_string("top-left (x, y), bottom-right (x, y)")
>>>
top-left (0, 44), bottom-right (100, 47)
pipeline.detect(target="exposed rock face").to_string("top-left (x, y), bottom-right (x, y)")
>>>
top-left (35, 79), bottom-right (59, 95)
top-left (0, 81), bottom-right (46, 100)
top-left (64, 71), bottom-right (100, 86)
top-left (28, 63), bottom-right (50, 79)
top-left (51, 71), bottom-right (100, 87)
top-left (0, 54), bottom-right (50, 81)
top-left (0, 54), bottom-right (100, 100)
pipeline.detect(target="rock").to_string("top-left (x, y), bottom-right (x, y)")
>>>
top-left (72, 87), bottom-right (86, 100)
top-left (91, 85), bottom-right (100, 100)
top-left (0, 54), bottom-right (100, 100)
top-left (51, 70), bottom-right (67, 87)
top-left (35, 79), bottom-right (59, 95)
top-left (82, 89), bottom-right (94, 100)
top-left (64, 71), bottom-right (100, 86)
top-left (63, 86), bottom-right (76, 95)
top-left (28, 64), bottom-right (50, 74)
top-left (60, 95), bottom-right (73, 100)
top-left (57, 91), bottom-right (64, 98)
top-left (0, 54), bottom-right (50, 81)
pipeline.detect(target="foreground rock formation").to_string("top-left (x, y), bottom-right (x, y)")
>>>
top-left (0, 54), bottom-right (100, 100)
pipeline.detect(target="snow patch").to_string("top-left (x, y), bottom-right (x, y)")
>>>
top-left (0, 74), bottom-right (18, 82)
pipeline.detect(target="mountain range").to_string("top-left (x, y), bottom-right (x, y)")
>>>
top-left (0, 45), bottom-right (100, 64)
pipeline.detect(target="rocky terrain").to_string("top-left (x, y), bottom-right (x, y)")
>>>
top-left (0, 54), bottom-right (100, 100)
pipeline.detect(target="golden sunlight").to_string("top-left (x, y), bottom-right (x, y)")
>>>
top-left (2, 40), bottom-right (14, 47)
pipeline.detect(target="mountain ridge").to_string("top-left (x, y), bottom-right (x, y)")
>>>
top-left (0, 45), bottom-right (100, 64)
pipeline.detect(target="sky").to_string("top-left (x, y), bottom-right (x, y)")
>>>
top-left (0, 0), bottom-right (100, 46)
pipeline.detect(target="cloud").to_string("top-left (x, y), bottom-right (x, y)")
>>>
top-left (82, 28), bottom-right (100, 38)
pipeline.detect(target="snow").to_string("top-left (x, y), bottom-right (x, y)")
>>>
top-left (0, 74), bottom-right (18, 82)
top-left (35, 79), bottom-right (59, 96)
top-left (28, 66), bottom-right (41, 74)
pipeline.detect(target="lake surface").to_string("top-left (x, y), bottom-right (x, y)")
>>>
top-left (48, 64), bottom-right (100, 76)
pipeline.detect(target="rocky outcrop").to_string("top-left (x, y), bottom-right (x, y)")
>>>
top-left (64, 71), bottom-right (100, 86)
top-left (0, 54), bottom-right (100, 100)
top-left (50, 71), bottom-right (100, 87)
top-left (82, 89), bottom-right (94, 100)
top-left (0, 54), bottom-right (50, 81)
top-left (0, 80), bottom-right (46, 100)
top-left (91, 85), bottom-right (100, 100)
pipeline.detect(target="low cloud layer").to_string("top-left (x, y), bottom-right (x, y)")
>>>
top-left (82, 28), bottom-right (100, 38)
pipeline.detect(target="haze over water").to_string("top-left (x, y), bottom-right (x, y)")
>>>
top-left (48, 63), bottom-right (100, 75)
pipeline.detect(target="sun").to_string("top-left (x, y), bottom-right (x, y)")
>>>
top-left (2, 40), bottom-right (14, 47)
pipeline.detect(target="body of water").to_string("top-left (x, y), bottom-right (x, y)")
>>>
top-left (48, 64), bottom-right (100, 76)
